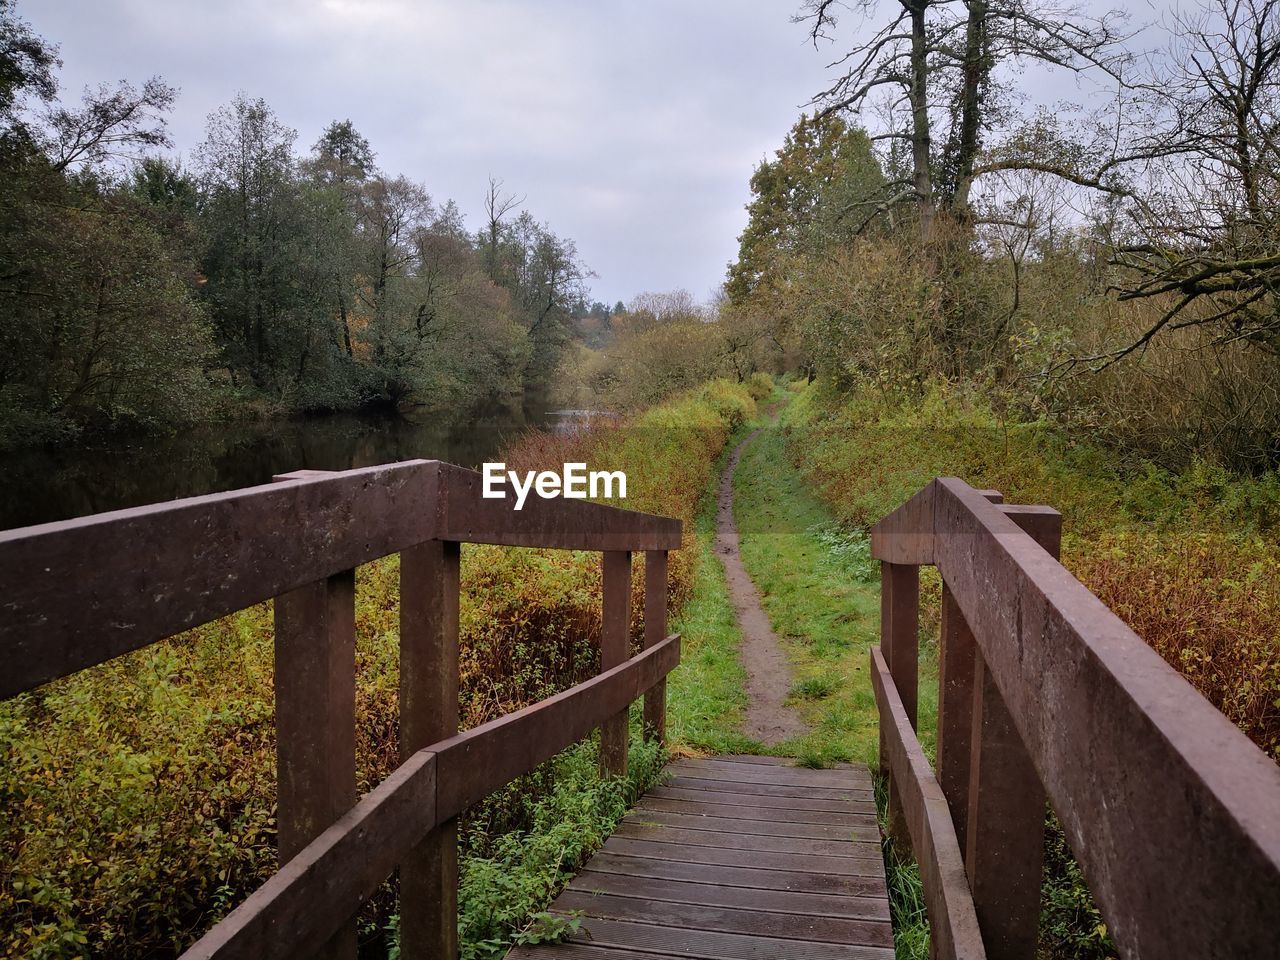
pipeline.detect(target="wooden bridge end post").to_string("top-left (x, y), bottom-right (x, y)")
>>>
top-left (936, 583), bottom-right (977, 854)
top-left (963, 505), bottom-right (1060, 960)
top-left (935, 489), bottom-right (1000, 853)
top-left (600, 550), bottom-right (633, 777)
top-left (643, 550), bottom-right (669, 744)
top-left (880, 560), bottom-right (919, 849)
top-left (399, 539), bottom-right (462, 960)
top-left (273, 569), bottom-right (359, 959)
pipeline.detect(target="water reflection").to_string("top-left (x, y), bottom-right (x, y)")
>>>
top-left (0, 402), bottom-right (564, 530)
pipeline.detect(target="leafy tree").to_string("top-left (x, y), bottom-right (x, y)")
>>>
top-left (798, 0), bottom-right (1132, 241)
top-left (727, 113), bottom-right (885, 304)
top-left (196, 93), bottom-right (346, 400)
top-left (311, 118), bottom-right (374, 187)
top-left (0, 0), bottom-right (56, 152)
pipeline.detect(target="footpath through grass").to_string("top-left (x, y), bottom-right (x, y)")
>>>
top-left (665, 417), bottom-right (762, 756)
top-left (664, 389), bottom-right (933, 958)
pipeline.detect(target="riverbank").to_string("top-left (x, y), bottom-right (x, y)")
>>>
top-left (0, 379), bottom-right (766, 960)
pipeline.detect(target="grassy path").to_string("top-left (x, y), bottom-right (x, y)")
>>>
top-left (736, 401), bottom-right (939, 766)
top-left (714, 428), bottom-right (807, 743)
top-left (665, 393), bottom-right (935, 958)
top-left (667, 393), bottom-right (939, 763)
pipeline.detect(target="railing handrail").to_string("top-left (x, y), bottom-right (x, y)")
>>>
top-left (0, 459), bottom-right (681, 699)
top-left (870, 477), bottom-right (1280, 960)
top-left (179, 634), bottom-right (681, 960)
top-left (0, 459), bottom-right (682, 959)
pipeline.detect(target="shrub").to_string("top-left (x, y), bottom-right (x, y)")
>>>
top-left (0, 380), bottom-right (757, 958)
top-left (746, 371), bottom-right (774, 400)
top-left (783, 379), bottom-right (1280, 759)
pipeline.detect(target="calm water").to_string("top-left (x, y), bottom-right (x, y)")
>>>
top-left (0, 402), bottom-right (575, 530)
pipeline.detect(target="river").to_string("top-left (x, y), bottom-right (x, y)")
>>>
top-left (0, 402), bottom-right (579, 531)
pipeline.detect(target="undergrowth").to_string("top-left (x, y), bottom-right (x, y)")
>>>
top-left (780, 378), bottom-right (1280, 957)
top-left (0, 379), bottom-right (761, 959)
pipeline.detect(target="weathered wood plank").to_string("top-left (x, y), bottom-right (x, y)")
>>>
top-left (613, 821), bottom-right (882, 858)
top-left (647, 784), bottom-right (873, 811)
top-left (599, 550), bottom-right (631, 778)
top-left (643, 550), bottom-right (668, 742)
top-left (398, 539), bottom-right (461, 960)
top-left (507, 946), bottom-right (674, 960)
top-left (553, 890), bottom-right (894, 946)
top-left (937, 583), bottom-right (977, 854)
top-left (963, 505), bottom-right (1058, 960)
top-left (600, 836), bottom-right (884, 876)
top-left (666, 758), bottom-right (864, 789)
top-left (629, 804), bottom-right (878, 837)
top-left (636, 794), bottom-right (875, 826)
top-left (179, 752), bottom-right (437, 960)
top-left (273, 570), bottom-right (357, 958)
top-left (1, 461), bottom-right (440, 697)
top-left (570, 870), bottom-right (890, 920)
top-left (583, 851), bottom-right (888, 897)
top-left (554, 917), bottom-right (895, 960)
top-left (661, 774), bottom-right (869, 803)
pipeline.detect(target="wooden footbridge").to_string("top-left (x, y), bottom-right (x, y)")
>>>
top-left (2, 463), bottom-right (1278, 960)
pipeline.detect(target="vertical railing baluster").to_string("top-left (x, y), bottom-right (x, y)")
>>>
top-left (937, 584), bottom-right (977, 854)
top-left (399, 539), bottom-right (461, 960)
top-left (274, 569), bottom-right (358, 959)
top-left (937, 489), bottom-right (1001, 853)
top-left (643, 550), bottom-right (669, 744)
top-left (964, 506), bottom-right (1061, 960)
top-left (600, 550), bottom-right (632, 776)
top-left (880, 560), bottom-right (919, 847)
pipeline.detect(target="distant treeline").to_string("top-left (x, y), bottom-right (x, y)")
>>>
top-left (0, 1), bottom-right (619, 447)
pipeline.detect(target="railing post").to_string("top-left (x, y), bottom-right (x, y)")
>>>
top-left (600, 550), bottom-right (632, 777)
top-left (273, 569), bottom-right (358, 959)
top-left (880, 560), bottom-right (919, 847)
top-left (964, 506), bottom-right (1061, 960)
top-left (399, 539), bottom-right (461, 960)
top-left (937, 584), bottom-right (977, 853)
top-left (643, 550), bottom-right (669, 744)
top-left (936, 490), bottom-right (1001, 852)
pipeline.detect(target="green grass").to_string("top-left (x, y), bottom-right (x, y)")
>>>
top-left (667, 422), bottom-right (765, 756)
top-left (731, 393), bottom-right (937, 956)
top-left (729, 402), bottom-right (939, 767)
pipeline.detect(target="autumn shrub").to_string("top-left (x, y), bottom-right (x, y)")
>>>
top-left (0, 379), bottom-right (755, 959)
top-left (783, 379), bottom-right (1280, 957)
top-left (1072, 533), bottom-right (1280, 758)
top-left (746, 371), bottom-right (774, 399)
top-left (783, 379), bottom-right (1280, 758)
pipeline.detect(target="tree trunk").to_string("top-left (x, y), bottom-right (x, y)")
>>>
top-left (951, 0), bottom-right (988, 215)
top-left (908, 0), bottom-right (936, 244)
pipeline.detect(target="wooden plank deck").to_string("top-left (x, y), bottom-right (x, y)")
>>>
top-left (508, 755), bottom-right (894, 960)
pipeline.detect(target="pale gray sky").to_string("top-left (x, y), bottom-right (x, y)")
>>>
top-left (23, 0), bottom-right (844, 305)
top-left (21, 0), bottom-right (1175, 305)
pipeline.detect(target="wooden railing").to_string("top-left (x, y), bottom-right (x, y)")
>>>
top-left (0, 459), bottom-right (683, 960)
top-left (869, 478), bottom-right (1280, 960)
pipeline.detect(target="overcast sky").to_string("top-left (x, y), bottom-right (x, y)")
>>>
top-left (22, 0), bottom-right (853, 305)
top-left (22, 1), bottom-right (1179, 306)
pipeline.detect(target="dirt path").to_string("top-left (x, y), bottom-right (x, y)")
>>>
top-left (715, 429), bottom-right (807, 745)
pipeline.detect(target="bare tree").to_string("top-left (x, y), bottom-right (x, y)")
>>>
top-left (45, 77), bottom-right (175, 171)
top-left (797, 0), bottom-right (1133, 242)
top-left (482, 175), bottom-right (523, 279)
top-left (1098, 0), bottom-right (1280, 363)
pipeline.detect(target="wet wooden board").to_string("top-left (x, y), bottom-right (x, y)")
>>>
top-left (507, 756), bottom-right (893, 959)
